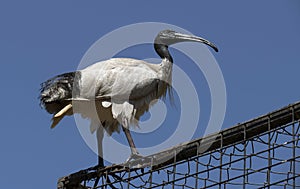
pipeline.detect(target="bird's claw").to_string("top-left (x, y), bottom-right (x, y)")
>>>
top-left (124, 153), bottom-right (153, 169)
top-left (126, 153), bottom-right (144, 163)
top-left (91, 163), bottom-right (105, 171)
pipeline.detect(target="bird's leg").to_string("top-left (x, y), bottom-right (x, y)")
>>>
top-left (122, 126), bottom-right (139, 155)
top-left (96, 126), bottom-right (104, 168)
top-left (95, 126), bottom-right (121, 189)
top-left (122, 120), bottom-right (143, 162)
top-left (93, 127), bottom-right (104, 188)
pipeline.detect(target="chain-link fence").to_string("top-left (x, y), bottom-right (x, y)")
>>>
top-left (58, 102), bottom-right (300, 189)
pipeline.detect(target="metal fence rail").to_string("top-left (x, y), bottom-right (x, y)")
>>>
top-left (58, 102), bottom-right (300, 189)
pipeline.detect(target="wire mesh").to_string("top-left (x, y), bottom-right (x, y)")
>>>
top-left (58, 102), bottom-right (300, 189)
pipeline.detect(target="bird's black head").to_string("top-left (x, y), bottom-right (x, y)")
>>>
top-left (154, 30), bottom-right (180, 46)
top-left (154, 29), bottom-right (218, 62)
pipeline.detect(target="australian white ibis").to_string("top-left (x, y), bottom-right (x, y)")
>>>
top-left (39, 30), bottom-right (218, 167)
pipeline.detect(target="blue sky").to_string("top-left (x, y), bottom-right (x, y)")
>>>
top-left (0, 1), bottom-right (299, 188)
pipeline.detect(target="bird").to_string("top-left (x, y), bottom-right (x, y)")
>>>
top-left (39, 29), bottom-right (218, 168)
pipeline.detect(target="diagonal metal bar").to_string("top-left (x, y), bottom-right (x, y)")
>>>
top-left (57, 101), bottom-right (300, 189)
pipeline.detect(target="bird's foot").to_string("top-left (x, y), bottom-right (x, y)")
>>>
top-left (91, 162), bottom-right (105, 171)
top-left (124, 153), bottom-right (152, 168)
top-left (126, 152), bottom-right (143, 163)
top-left (92, 163), bottom-right (105, 188)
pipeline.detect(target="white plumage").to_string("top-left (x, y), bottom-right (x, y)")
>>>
top-left (39, 30), bottom-right (218, 167)
top-left (75, 58), bottom-right (172, 134)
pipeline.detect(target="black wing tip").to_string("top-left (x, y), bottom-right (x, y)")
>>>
top-left (38, 71), bottom-right (80, 112)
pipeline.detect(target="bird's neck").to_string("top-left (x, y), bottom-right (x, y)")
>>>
top-left (155, 43), bottom-right (173, 84)
top-left (159, 58), bottom-right (173, 84)
top-left (154, 43), bottom-right (173, 63)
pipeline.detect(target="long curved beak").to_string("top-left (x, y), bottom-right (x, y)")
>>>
top-left (174, 32), bottom-right (219, 52)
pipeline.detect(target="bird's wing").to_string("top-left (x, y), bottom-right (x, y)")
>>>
top-left (76, 58), bottom-right (170, 127)
top-left (80, 58), bottom-right (162, 101)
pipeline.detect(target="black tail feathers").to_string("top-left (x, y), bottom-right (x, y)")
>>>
top-left (39, 71), bottom-right (80, 114)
